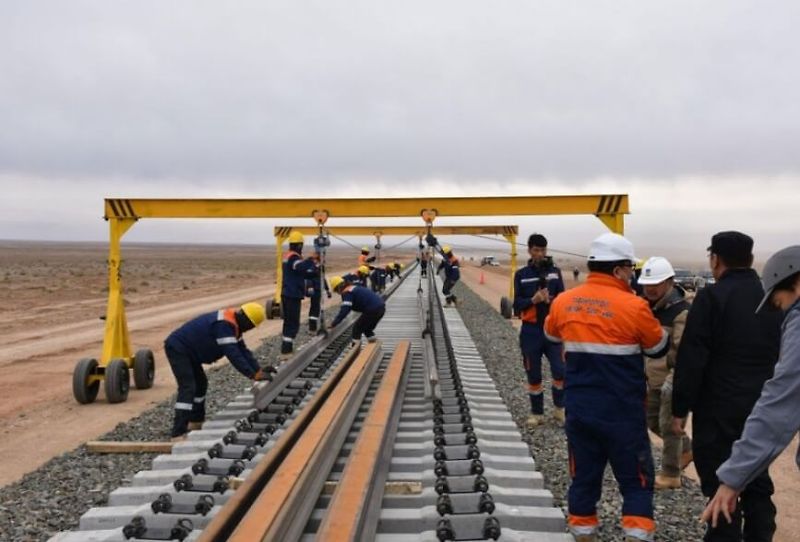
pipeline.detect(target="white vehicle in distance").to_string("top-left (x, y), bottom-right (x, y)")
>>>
top-left (694, 270), bottom-right (716, 289)
top-left (480, 255), bottom-right (500, 267)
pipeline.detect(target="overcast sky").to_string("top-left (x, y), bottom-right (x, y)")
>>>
top-left (1, 1), bottom-right (798, 260)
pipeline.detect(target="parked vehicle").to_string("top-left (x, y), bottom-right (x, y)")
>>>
top-left (480, 256), bottom-right (500, 267)
top-left (673, 268), bottom-right (696, 291)
top-left (694, 270), bottom-right (716, 289)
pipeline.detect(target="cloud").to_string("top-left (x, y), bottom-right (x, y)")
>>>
top-left (1, 1), bottom-right (799, 182)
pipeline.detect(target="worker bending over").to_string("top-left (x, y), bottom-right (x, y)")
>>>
top-left (544, 233), bottom-right (670, 542)
top-left (328, 275), bottom-right (386, 345)
top-left (164, 303), bottom-right (269, 441)
top-left (435, 243), bottom-right (460, 306)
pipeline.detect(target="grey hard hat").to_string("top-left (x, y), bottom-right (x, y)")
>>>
top-left (756, 245), bottom-right (800, 312)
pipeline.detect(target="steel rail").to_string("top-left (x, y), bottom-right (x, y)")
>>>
top-left (229, 342), bottom-right (384, 541)
top-left (195, 343), bottom-right (365, 542)
top-left (316, 341), bottom-right (411, 541)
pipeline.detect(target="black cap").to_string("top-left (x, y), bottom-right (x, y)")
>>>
top-left (528, 233), bottom-right (548, 248)
top-left (708, 231), bottom-right (753, 260)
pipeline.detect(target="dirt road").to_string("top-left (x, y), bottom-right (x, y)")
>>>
top-left (0, 241), bottom-right (369, 487)
top-left (458, 260), bottom-right (799, 541)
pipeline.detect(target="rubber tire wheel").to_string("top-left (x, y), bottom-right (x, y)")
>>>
top-left (73, 358), bottom-right (100, 404)
top-left (133, 348), bottom-right (155, 389)
top-left (500, 296), bottom-right (513, 319)
top-left (105, 359), bottom-right (130, 403)
top-left (265, 298), bottom-right (275, 320)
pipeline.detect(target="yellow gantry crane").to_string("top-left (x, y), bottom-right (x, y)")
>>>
top-left (74, 194), bottom-right (627, 404)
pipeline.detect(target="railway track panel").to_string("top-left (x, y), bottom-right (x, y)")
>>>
top-left (50, 268), bottom-right (570, 542)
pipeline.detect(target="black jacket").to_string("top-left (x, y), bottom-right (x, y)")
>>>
top-left (672, 268), bottom-right (782, 422)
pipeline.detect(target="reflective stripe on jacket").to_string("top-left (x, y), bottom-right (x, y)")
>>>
top-left (544, 273), bottom-right (669, 420)
top-left (331, 285), bottom-right (385, 326)
top-left (165, 308), bottom-right (260, 378)
top-left (283, 250), bottom-right (317, 299)
top-left (513, 260), bottom-right (565, 325)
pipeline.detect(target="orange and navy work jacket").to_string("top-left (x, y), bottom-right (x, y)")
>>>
top-left (543, 273), bottom-right (669, 420)
top-left (164, 308), bottom-right (260, 378)
top-left (513, 260), bottom-right (565, 326)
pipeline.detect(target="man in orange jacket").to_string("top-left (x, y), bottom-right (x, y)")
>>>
top-left (544, 233), bottom-right (670, 542)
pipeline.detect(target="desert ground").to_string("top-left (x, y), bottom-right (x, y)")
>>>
top-left (0, 241), bottom-right (796, 540)
top-left (0, 240), bottom-right (410, 487)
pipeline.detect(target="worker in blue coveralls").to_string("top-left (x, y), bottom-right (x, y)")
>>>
top-left (164, 302), bottom-right (269, 441)
top-left (513, 233), bottom-right (566, 429)
top-left (279, 231), bottom-right (319, 359)
top-left (342, 265), bottom-right (370, 287)
top-left (437, 245), bottom-right (460, 306)
top-left (304, 248), bottom-right (331, 333)
top-left (328, 275), bottom-right (386, 345)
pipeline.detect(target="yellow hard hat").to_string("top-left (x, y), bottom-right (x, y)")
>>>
top-left (361, 246), bottom-right (370, 253)
top-left (442, 245), bottom-right (452, 254)
top-left (288, 231), bottom-right (304, 244)
top-left (358, 265), bottom-right (370, 275)
top-left (635, 258), bottom-right (645, 270)
top-left (399, 263), bottom-right (404, 269)
top-left (240, 302), bottom-right (266, 327)
top-left (330, 276), bottom-right (345, 291)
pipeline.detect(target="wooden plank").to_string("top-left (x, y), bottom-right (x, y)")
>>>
top-left (322, 480), bottom-right (422, 496)
top-left (86, 441), bottom-right (174, 454)
top-left (317, 341), bottom-right (411, 541)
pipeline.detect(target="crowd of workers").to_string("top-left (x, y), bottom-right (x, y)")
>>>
top-left (159, 224), bottom-right (798, 542)
top-left (517, 229), bottom-right (799, 542)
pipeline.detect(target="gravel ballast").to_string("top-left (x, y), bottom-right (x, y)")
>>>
top-left (1, 280), bottom-right (709, 542)
top-left (0, 331), bottom-right (313, 542)
top-left (452, 281), bottom-right (707, 541)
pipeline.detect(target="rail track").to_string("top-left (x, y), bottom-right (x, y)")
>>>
top-left (50, 265), bottom-right (571, 542)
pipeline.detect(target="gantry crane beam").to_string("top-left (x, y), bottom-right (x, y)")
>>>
top-left (77, 194), bottom-right (626, 405)
top-left (273, 225), bottom-right (519, 237)
top-left (104, 194), bottom-right (627, 232)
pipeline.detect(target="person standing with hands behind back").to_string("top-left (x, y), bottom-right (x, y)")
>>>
top-left (513, 233), bottom-right (566, 428)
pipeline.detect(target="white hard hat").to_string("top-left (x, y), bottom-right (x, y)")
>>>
top-left (638, 256), bottom-right (675, 285)
top-left (587, 233), bottom-right (636, 263)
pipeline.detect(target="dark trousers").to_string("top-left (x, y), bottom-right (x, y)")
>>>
top-left (421, 262), bottom-right (428, 276)
top-left (308, 292), bottom-right (322, 320)
top-left (566, 414), bottom-right (655, 540)
top-left (520, 324), bottom-right (564, 414)
top-left (165, 344), bottom-right (208, 437)
top-left (281, 295), bottom-right (302, 353)
top-left (442, 278), bottom-right (457, 302)
top-left (694, 416), bottom-right (776, 542)
top-left (353, 306), bottom-right (385, 341)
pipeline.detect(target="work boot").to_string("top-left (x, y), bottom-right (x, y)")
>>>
top-left (187, 421), bottom-right (203, 431)
top-left (308, 320), bottom-right (318, 332)
top-left (526, 414), bottom-right (544, 429)
top-left (680, 449), bottom-right (693, 470)
top-left (278, 339), bottom-right (293, 359)
top-left (654, 474), bottom-right (682, 489)
top-left (367, 335), bottom-right (377, 343)
top-left (552, 407), bottom-right (565, 425)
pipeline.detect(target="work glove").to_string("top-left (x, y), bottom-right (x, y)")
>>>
top-left (252, 368), bottom-right (270, 381)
